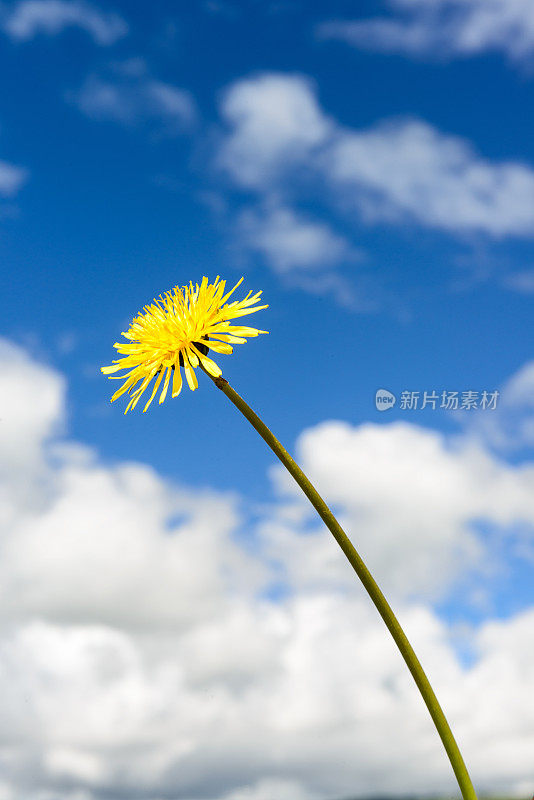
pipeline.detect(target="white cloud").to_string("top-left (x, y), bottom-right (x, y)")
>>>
top-left (316, 0), bottom-right (534, 63)
top-left (217, 73), bottom-right (332, 190)
top-left (504, 268), bottom-right (534, 294)
top-left (264, 419), bottom-right (534, 601)
top-left (0, 341), bottom-right (266, 631)
top-left (2, 604), bottom-right (534, 798)
top-left (0, 159), bottom-right (28, 196)
top-left (0, 458), bottom-right (269, 628)
top-left (216, 75), bottom-right (360, 293)
top-left (327, 119), bottom-right (534, 236)
top-left (2, 0), bottom-right (128, 45)
top-left (233, 201), bottom-right (363, 306)
top-left (0, 338), bottom-right (64, 480)
top-left (0, 376), bottom-right (265, 633)
top-left (1, 337), bottom-right (534, 797)
top-left (72, 60), bottom-right (196, 132)
top-left (221, 778), bottom-right (317, 800)
top-left (236, 203), bottom-right (358, 274)
top-left (467, 360), bottom-right (534, 453)
top-left (217, 73), bottom-right (534, 241)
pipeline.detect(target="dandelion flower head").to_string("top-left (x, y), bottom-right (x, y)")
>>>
top-left (102, 276), bottom-right (267, 413)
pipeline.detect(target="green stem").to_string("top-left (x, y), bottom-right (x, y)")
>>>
top-left (206, 371), bottom-right (477, 800)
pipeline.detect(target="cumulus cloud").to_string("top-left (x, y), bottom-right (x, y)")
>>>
top-left (2, 603), bottom-right (534, 798)
top-left (1, 336), bottom-right (534, 797)
top-left (466, 360), bottom-right (534, 454)
top-left (0, 347), bottom-right (264, 630)
top-left (232, 200), bottom-right (364, 306)
top-left (264, 419), bottom-right (534, 601)
top-left (316, 0), bottom-right (534, 64)
top-left (0, 338), bottom-right (64, 481)
top-left (236, 203), bottom-right (359, 273)
top-left (214, 75), bottom-right (362, 295)
top-left (71, 59), bottom-right (196, 133)
top-left (217, 73), bottom-right (332, 190)
top-left (327, 119), bottom-right (534, 236)
top-left (2, 0), bottom-right (128, 45)
top-left (217, 73), bottom-right (534, 240)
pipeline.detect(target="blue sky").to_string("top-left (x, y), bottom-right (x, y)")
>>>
top-left (1, 1), bottom-right (534, 798)
top-left (2, 0), bottom-right (534, 488)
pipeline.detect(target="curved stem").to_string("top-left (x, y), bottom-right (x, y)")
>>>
top-left (206, 371), bottom-right (477, 800)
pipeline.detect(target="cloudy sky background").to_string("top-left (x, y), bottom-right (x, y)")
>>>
top-left (1, 1), bottom-right (534, 798)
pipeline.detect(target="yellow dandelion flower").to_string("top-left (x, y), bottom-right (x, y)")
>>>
top-left (101, 276), bottom-right (268, 413)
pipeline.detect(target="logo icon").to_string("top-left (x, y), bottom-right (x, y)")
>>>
top-left (375, 389), bottom-right (396, 411)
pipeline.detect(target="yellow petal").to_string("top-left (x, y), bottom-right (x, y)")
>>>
top-left (198, 352), bottom-right (222, 377)
top-left (111, 376), bottom-right (138, 402)
top-left (103, 276), bottom-right (266, 411)
top-left (182, 354), bottom-right (198, 391)
top-left (202, 339), bottom-right (233, 354)
top-left (172, 364), bottom-right (183, 397)
top-left (219, 276), bottom-right (244, 305)
top-left (101, 364), bottom-right (123, 374)
top-left (128, 373), bottom-right (153, 410)
top-left (187, 348), bottom-right (199, 368)
top-left (143, 368), bottom-right (165, 413)
top-left (159, 365), bottom-right (173, 404)
top-left (208, 334), bottom-right (247, 344)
